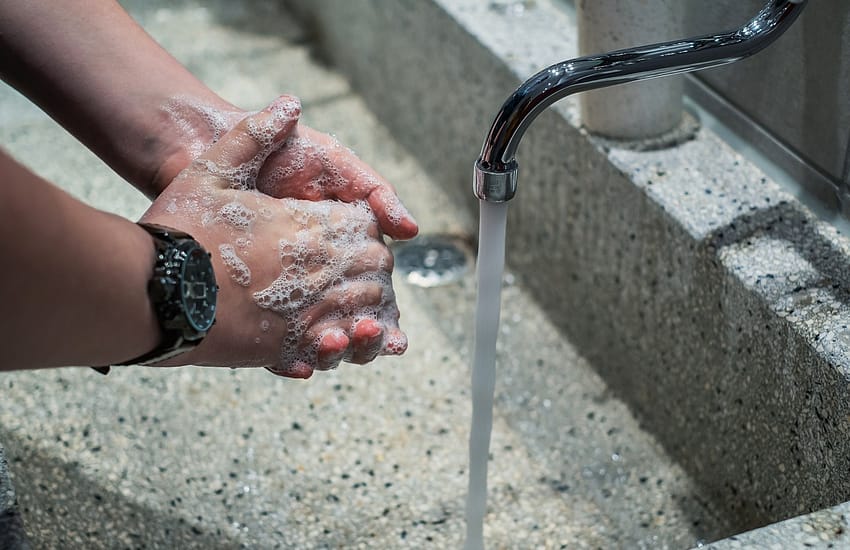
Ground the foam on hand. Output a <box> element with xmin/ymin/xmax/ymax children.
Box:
<box><xmin>162</xmin><ymin>95</ymin><xmax>405</xmax><ymax>374</ymax></box>
<box><xmin>218</xmin><ymin>201</ymin><xmax>257</xmax><ymax>230</ymax></box>
<box><xmin>218</xmin><ymin>244</ymin><xmax>251</xmax><ymax>287</ymax></box>
<box><xmin>162</xmin><ymin>96</ymin><xmax>245</xmax><ymax>159</ymax></box>
<box><xmin>252</xmin><ymin>200</ymin><xmax>400</xmax><ymax>375</ymax></box>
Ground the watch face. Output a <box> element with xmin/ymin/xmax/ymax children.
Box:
<box><xmin>181</xmin><ymin>245</ymin><xmax>218</xmax><ymax>333</ymax></box>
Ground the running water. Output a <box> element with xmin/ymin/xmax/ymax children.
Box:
<box><xmin>464</xmin><ymin>200</ymin><xmax>509</xmax><ymax>550</ymax></box>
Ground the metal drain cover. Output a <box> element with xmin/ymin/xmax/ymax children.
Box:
<box><xmin>393</xmin><ymin>235</ymin><xmax>472</xmax><ymax>288</ymax></box>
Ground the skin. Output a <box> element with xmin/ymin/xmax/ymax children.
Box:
<box><xmin>154</xmin><ymin>98</ymin><xmax>420</xmax><ymax>242</ymax></box>
<box><xmin>0</xmin><ymin>0</ymin><xmax>418</xmax><ymax>241</ymax></box>
<box><xmin>0</xmin><ymin>0</ymin><xmax>417</xmax><ymax>376</ymax></box>
<box><xmin>146</xmin><ymin>99</ymin><xmax>407</xmax><ymax>377</ymax></box>
<box><xmin>0</xmin><ymin>101</ymin><xmax>406</xmax><ymax>377</ymax></box>
<box><xmin>0</xmin><ymin>151</ymin><xmax>161</xmax><ymax>369</ymax></box>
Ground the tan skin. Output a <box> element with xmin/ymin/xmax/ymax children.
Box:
<box><xmin>146</xmin><ymin>100</ymin><xmax>406</xmax><ymax>377</ymax></box>
<box><xmin>0</xmin><ymin>1</ymin><xmax>417</xmax><ymax>377</ymax></box>
<box><xmin>0</xmin><ymin>151</ymin><xmax>161</xmax><ymax>369</ymax></box>
<box><xmin>0</xmin><ymin>99</ymin><xmax>406</xmax><ymax>377</ymax></box>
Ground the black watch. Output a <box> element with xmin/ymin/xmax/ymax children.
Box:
<box><xmin>92</xmin><ymin>223</ymin><xmax>218</xmax><ymax>374</ymax></box>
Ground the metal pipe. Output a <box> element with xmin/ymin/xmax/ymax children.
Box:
<box><xmin>474</xmin><ymin>0</ymin><xmax>808</xmax><ymax>202</ymax></box>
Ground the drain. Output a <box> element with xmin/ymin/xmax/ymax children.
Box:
<box><xmin>393</xmin><ymin>234</ymin><xmax>473</xmax><ymax>288</ymax></box>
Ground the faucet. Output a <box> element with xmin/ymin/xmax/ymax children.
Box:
<box><xmin>473</xmin><ymin>0</ymin><xmax>808</xmax><ymax>203</ymax></box>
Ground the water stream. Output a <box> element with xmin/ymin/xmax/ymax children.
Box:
<box><xmin>464</xmin><ymin>200</ymin><xmax>509</xmax><ymax>550</ymax></box>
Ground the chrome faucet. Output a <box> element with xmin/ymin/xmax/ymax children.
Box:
<box><xmin>473</xmin><ymin>0</ymin><xmax>808</xmax><ymax>203</ymax></box>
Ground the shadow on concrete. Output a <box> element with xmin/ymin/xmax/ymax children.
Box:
<box><xmin>2</xmin><ymin>432</ymin><xmax>245</xmax><ymax>549</ymax></box>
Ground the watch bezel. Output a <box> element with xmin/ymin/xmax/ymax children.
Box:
<box><xmin>179</xmin><ymin>242</ymin><xmax>218</xmax><ymax>334</ymax></box>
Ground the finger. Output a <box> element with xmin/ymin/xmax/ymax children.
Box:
<box><xmin>300</xmin><ymin>281</ymin><xmax>385</xmax><ymax>327</ymax></box>
<box><xmin>330</xmin><ymin>163</ymin><xmax>418</xmax><ymax>241</ymax></box>
<box><xmin>337</xmin><ymin>240</ymin><xmax>393</xmax><ymax>277</ymax></box>
<box><xmin>256</xmin><ymin>140</ymin><xmax>326</xmax><ymax>199</ymax></box>
<box><xmin>363</xmin><ymin>185</ymin><xmax>419</xmax><ymax>241</ymax></box>
<box><xmin>319</xmin><ymin>204</ymin><xmax>392</xmax><ymax>272</ymax></box>
<box><xmin>380</xmin><ymin>327</ymin><xmax>408</xmax><ymax>356</ymax></box>
<box><xmin>324</xmin><ymin>200</ymin><xmax>380</xmax><ymax>236</ymax></box>
<box><xmin>266</xmin><ymin>359</ymin><xmax>314</xmax><ymax>379</ymax></box>
<box><xmin>291</xmin><ymin>126</ymin><xmax>419</xmax><ymax>240</ymax></box>
<box><xmin>315</xmin><ymin>329</ymin><xmax>349</xmax><ymax>371</ymax></box>
<box><xmin>199</xmin><ymin>95</ymin><xmax>301</xmax><ymax>174</ymax></box>
<box><xmin>347</xmin><ymin>318</ymin><xmax>384</xmax><ymax>365</ymax></box>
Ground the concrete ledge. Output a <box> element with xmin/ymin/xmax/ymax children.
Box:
<box><xmin>284</xmin><ymin>0</ymin><xmax>850</xmax><ymax>541</ymax></box>
<box><xmin>705</xmin><ymin>500</ymin><xmax>850</xmax><ymax>549</ymax></box>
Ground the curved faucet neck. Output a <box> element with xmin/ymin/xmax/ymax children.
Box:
<box><xmin>474</xmin><ymin>0</ymin><xmax>807</xmax><ymax>202</ymax></box>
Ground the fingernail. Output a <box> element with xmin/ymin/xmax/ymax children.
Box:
<box><xmin>382</xmin><ymin>330</ymin><xmax>408</xmax><ymax>356</ymax></box>
<box><xmin>267</xmin><ymin>95</ymin><xmax>302</xmax><ymax>117</ymax></box>
<box><xmin>358</xmin><ymin>319</ymin><xmax>382</xmax><ymax>340</ymax></box>
<box><xmin>267</xmin><ymin>96</ymin><xmax>301</xmax><ymax>134</ymax></box>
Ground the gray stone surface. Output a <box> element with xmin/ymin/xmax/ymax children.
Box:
<box><xmin>0</xmin><ymin>444</ymin><xmax>29</xmax><ymax>550</ymax></box>
<box><xmin>284</xmin><ymin>0</ymin><xmax>850</xmax><ymax>545</ymax></box>
<box><xmin>704</xmin><ymin>501</ymin><xmax>850</xmax><ymax>549</ymax></box>
<box><xmin>0</xmin><ymin>0</ymin><xmax>729</xmax><ymax>548</ymax></box>
<box><xmin>0</xmin><ymin>445</ymin><xmax>16</xmax><ymax>533</ymax></box>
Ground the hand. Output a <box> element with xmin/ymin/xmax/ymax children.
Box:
<box><xmin>255</xmin><ymin>124</ymin><xmax>419</xmax><ymax>240</ymax></box>
<box><xmin>154</xmin><ymin>95</ymin><xmax>418</xmax><ymax>241</ymax></box>
<box><xmin>142</xmin><ymin>97</ymin><xmax>408</xmax><ymax>378</ymax></box>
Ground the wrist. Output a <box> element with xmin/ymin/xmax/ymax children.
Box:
<box><xmin>113</xmin><ymin>223</ymin><xmax>219</xmax><ymax>368</ymax></box>
<box><xmin>104</xmin><ymin>217</ymin><xmax>163</xmax><ymax>365</ymax></box>
<box><xmin>144</xmin><ymin>97</ymin><xmax>245</xmax><ymax>198</ymax></box>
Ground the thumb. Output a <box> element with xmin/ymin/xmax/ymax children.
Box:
<box><xmin>199</xmin><ymin>95</ymin><xmax>301</xmax><ymax>188</ymax></box>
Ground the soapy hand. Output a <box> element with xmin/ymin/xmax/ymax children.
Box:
<box><xmin>155</xmin><ymin>95</ymin><xmax>418</xmax><ymax>241</ymax></box>
<box><xmin>255</xmin><ymin>124</ymin><xmax>419</xmax><ymax>240</ymax></box>
<box><xmin>142</xmin><ymin>97</ymin><xmax>408</xmax><ymax>378</ymax></box>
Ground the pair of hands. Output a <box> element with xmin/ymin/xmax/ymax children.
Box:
<box><xmin>142</xmin><ymin>96</ymin><xmax>418</xmax><ymax>378</ymax></box>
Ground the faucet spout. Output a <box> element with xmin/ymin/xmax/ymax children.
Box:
<box><xmin>474</xmin><ymin>0</ymin><xmax>807</xmax><ymax>202</ymax></box>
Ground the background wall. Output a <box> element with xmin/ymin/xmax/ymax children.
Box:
<box><xmin>686</xmin><ymin>0</ymin><xmax>850</xmax><ymax>195</ymax></box>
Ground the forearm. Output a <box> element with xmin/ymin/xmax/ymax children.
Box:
<box><xmin>0</xmin><ymin>150</ymin><xmax>160</xmax><ymax>370</ymax></box>
<box><xmin>0</xmin><ymin>0</ymin><xmax>236</xmax><ymax>197</ymax></box>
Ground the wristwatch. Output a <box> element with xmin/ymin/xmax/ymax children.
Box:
<box><xmin>92</xmin><ymin>223</ymin><xmax>218</xmax><ymax>374</ymax></box>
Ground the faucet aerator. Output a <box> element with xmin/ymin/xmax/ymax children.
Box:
<box><xmin>474</xmin><ymin>160</ymin><xmax>519</xmax><ymax>203</ymax></box>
